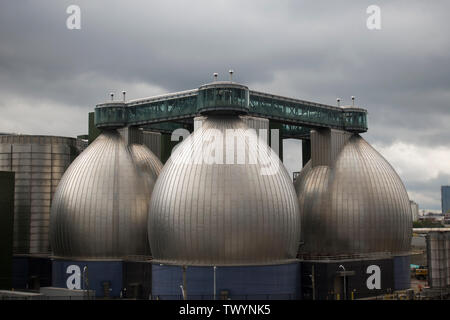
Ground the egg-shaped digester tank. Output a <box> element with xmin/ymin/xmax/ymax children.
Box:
<box><xmin>49</xmin><ymin>130</ymin><xmax>163</xmax><ymax>259</ymax></box>
<box><xmin>148</xmin><ymin>115</ymin><xmax>301</xmax><ymax>266</ymax></box>
<box><xmin>294</xmin><ymin>134</ymin><xmax>412</xmax><ymax>257</ymax></box>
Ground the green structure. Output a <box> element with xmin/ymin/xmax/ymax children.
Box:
<box><xmin>0</xmin><ymin>171</ymin><xmax>14</xmax><ymax>289</ymax></box>
<box><xmin>92</xmin><ymin>80</ymin><xmax>368</xmax><ymax>163</ymax></box>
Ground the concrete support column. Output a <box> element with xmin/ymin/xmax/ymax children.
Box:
<box><xmin>302</xmin><ymin>139</ymin><xmax>311</xmax><ymax>167</ymax></box>
<box><xmin>269</xmin><ymin>121</ymin><xmax>283</xmax><ymax>162</ymax></box>
<box><xmin>161</xmin><ymin>133</ymin><xmax>183</xmax><ymax>164</ymax></box>
<box><xmin>88</xmin><ymin>112</ymin><xmax>101</xmax><ymax>145</ymax></box>
<box><xmin>310</xmin><ymin>128</ymin><xmax>352</xmax><ymax>167</ymax></box>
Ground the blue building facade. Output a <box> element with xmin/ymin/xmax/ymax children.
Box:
<box><xmin>52</xmin><ymin>259</ymin><xmax>123</xmax><ymax>297</ymax></box>
<box><xmin>393</xmin><ymin>255</ymin><xmax>411</xmax><ymax>291</ymax></box>
<box><xmin>151</xmin><ymin>262</ymin><xmax>302</xmax><ymax>300</ymax></box>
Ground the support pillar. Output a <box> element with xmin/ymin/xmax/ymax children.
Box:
<box><xmin>269</xmin><ymin>121</ymin><xmax>283</xmax><ymax>162</ymax></box>
<box><xmin>88</xmin><ymin>112</ymin><xmax>101</xmax><ymax>145</ymax></box>
<box><xmin>302</xmin><ymin>140</ymin><xmax>311</xmax><ymax>167</ymax></box>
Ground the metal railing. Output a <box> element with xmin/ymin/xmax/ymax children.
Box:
<box><xmin>297</xmin><ymin>251</ymin><xmax>392</xmax><ymax>261</ymax></box>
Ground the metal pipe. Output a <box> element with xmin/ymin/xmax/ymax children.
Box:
<box><xmin>182</xmin><ymin>265</ymin><xmax>187</xmax><ymax>300</ymax></box>
<box><xmin>413</xmin><ymin>228</ymin><xmax>450</xmax><ymax>233</ymax></box>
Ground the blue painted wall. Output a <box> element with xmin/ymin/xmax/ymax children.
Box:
<box><xmin>393</xmin><ymin>255</ymin><xmax>411</xmax><ymax>290</ymax></box>
<box><xmin>12</xmin><ymin>257</ymin><xmax>28</xmax><ymax>289</ymax></box>
<box><xmin>52</xmin><ymin>259</ymin><xmax>123</xmax><ymax>297</ymax></box>
<box><xmin>152</xmin><ymin>262</ymin><xmax>301</xmax><ymax>300</ymax></box>
<box><xmin>12</xmin><ymin>256</ymin><xmax>52</xmax><ymax>289</ymax></box>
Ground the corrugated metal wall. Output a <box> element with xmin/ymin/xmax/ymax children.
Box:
<box><xmin>0</xmin><ymin>136</ymin><xmax>77</xmax><ymax>254</ymax></box>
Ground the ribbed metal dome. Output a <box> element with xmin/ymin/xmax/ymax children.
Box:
<box><xmin>50</xmin><ymin>130</ymin><xmax>162</xmax><ymax>259</ymax></box>
<box><xmin>294</xmin><ymin>134</ymin><xmax>412</xmax><ymax>257</ymax></box>
<box><xmin>148</xmin><ymin>115</ymin><xmax>301</xmax><ymax>266</ymax></box>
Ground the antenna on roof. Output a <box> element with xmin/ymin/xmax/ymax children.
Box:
<box><xmin>337</xmin><ymin>98</ymin><xmax>341</xmax><ymax>107</ymax></box>
<box><xmin>122</xmin><ymin>91</ymin><xmax>126</xmax><ymax>102</ymax></box>
<box><xmin>110</xmin><ymin>92</ymin><xmax>114</xmax><ymax>101</ymax></box>
<box><xmin>213</xmin><ymin>73</ymin><xmax>218</xmax><ymax>82</ymax></box>
<box><xmin>229</xmin><ymin>69</ymin><xmax>234</xmax><ymax>82</ymax></box>
<box><xmin>351</xmin><ymin>96</ymin><xmax>355</xmax><ymax>107</ymax></box>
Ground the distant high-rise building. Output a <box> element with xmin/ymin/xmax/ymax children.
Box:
<box><xmin>410</xmin><ymin>200</ymin><xmax>419</xmax><ymax>222</ymax></box>
<box><xmin>442</xmin><ymin>186</ymin><xmax>450</xmax><ymax>214</ymax></box>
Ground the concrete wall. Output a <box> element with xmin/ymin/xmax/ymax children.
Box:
<box><xmin>142</xmin><ymin>131</ymin><xmax>162</xmax><ymax>160</ymax></box>
<box><xmin>310</xmin><ymin>128</ymin><xmax>351</xmax><ymax>167</ymax></box>
<box><xmin>0</xmin><ymin>137</ymin><xmax>77</xmax><ymax>254</ymax></box>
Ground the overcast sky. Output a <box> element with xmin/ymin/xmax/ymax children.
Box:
<box><xmin>0</xmin><ymin>1</ymin><xmax>449</xmax><ymax>210</ymax></box>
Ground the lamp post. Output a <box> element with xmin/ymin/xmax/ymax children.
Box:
<box><xmin>339</xmin><ymin>265</ymin><xmax>346</xmax><ymax>300</ymax></box>
<box><xmin>83</xmin><ymin>266</ymin><xmax>90</xmax><ymax>299</ymax></box>
<box><xmin>181</xmin><ymin>265</ymin><xmax>187</xmax><ymax>300</ymax></box>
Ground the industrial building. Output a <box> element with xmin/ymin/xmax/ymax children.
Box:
<box><xmin>442</xmin><ymin>186</ymin><xmax>450</xmax><ymax>214</ymax></box>
<box><xmin>0</xmin><ymin>135</ymin><xmax>80</xmax><ymax>255</ymax></box>
<box><xmin>2</xmin><ymin>75</ymin><xmax>419</xmax><ymax>299</ymax></box>
<box><xmin>0</xmin><ymin>135</ymin><xmax>83</xmax><ymax>290</ymax></box>
<box><xmin>411</xmin><ymin>201</ymin><xmax>419</xmax><ymax>222</ymax></box>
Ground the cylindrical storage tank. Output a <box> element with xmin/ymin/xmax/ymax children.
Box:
<box><xmin>426</xmin><ymin>231</ymin><xmax>449</xmax><ymax>288</ymax></box>
<box><xmin>446</xmin><ymin>232</ymin><xmax>450</xmax><ymax>287</ymax></box>
<box><xmin>0</xmin><ymin>135</ymin><xmax>77</xmax><ymax>254</ymax></box>
<box><xmin>294</xmin><ymin>134</ymin><xmax>412</xmax><ymax>257</ymax></box>
<box><xmin>49</xmin><ymin>130</ymin><xmax>162</xmax><ymax>259</ymax></box>
<box><xmin>148</xmin><ymin>115</ymin><xmax>301</xmax><ymax>266</ymax></box>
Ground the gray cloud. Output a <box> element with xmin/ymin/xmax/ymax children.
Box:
<box><xmin>0</xmin><ymin>0</ymin><xmax>449</xmax><ymax>209</ymax></box>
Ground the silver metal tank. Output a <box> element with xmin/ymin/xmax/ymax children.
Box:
<box><xmin>49</xmin><ymin>130</ymin><xmax>162</xmax><ymax>259</ymax></box>
<box><xmin>148</xmin><ymin>115</ymin><xmax>301</xmax><ymax>266</ymax></box>
<box><xmin>0</xmin><ymin>135</ymin><xmax>77</xmax><ymax>254</ymax></box>
<box><xmin>426</xmin><ymin>231</ymin><xmax>450</xmax><ymax>288</ymax></box>
<box><xmin>294</xmin><ymin>134</ymin><xmax>412</xmax><ymax>257</ymax></box>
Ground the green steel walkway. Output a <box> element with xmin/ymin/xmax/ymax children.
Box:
<box><xmin>94</xmin><ymin>81</ymin><xmax>367</xmax><ymax>139</ymax></box>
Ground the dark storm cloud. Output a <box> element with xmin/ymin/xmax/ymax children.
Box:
<box><xmin>0</xmin><ymin>0</ymin><xmax>449</xmax><ymax>209</ymax></box>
